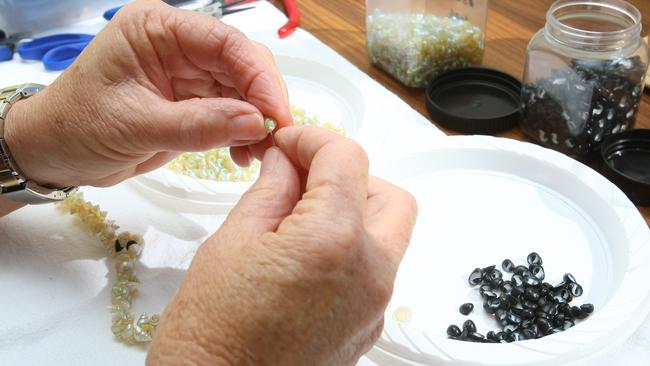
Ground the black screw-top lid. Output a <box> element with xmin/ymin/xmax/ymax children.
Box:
<box><xmin>600</xmin><ymin>129</ymin><xmax>650</xmax><ymax>206</ymax></box>
<box><xmin>426</xmin><ymin>67</ymin><xmax>522</xmax><ymax>134</ymax></box>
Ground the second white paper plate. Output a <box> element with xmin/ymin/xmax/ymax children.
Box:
<box><xmin>369</xmin><ymin>136</ymin><xmax>650</xmax><ymax>366</ymax></box>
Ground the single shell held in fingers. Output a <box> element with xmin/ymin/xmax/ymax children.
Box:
<box><xmin>264</xmin><ymin>118</ymin><xmax>277</xmax><ymax>133</ymax></box>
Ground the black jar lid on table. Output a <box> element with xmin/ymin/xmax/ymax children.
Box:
<box><xmin>600</xmin><ymin>129</ymin><xmax>650</xmax><ymax>206</ymax></box>
<box><xmin>425</xmin><ymin>67</ymin><xmax>522</xmax><ymax>135</ymax></box>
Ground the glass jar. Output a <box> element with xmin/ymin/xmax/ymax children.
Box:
<box><xmin>520</xmin><ymin>0</ymin><xmax>649</xmax><ymax>159</ymax></box>
<box><xmin>366</xmin><ymin>0</ymin><xmax>488</xmax><ymax>88</ymax></box>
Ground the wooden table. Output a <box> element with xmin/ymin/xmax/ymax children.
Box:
<box><xmin>271</xmin><ymin>0</ymin><xmax>650</xmax><ymax>225</ymax></box>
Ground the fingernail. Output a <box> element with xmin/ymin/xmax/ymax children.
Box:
<box><xmin>231</xmin><ymin>112</ymin><xmax>266</xmax><ymax>141</ymax></box>
<box><xmin>260</xmin><ymin>147</ymin><xmax>281</xmax><ymax>175</ymax></box>
<box><xmin>237</xmin><ymin>149</ymin><xmax>252</xmax><ymax>167</ymax></box>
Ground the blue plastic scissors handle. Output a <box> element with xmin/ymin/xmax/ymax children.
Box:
<box><xmin>103</xmin><ymin>6</ymin><xmax>122</xmax><ymax>21</ymax></box>
<box><xmin>41</xmin><ymin>41</ymin><xmax>90</xmax><ymax>71</ymax></box>
<box><xmin>0</xmin><ymin>44</ymin><xmax>13</xmax><ymax>62</ymax></box>
<box><xmin>17</xmin><ymin>33</ymin><xmax>94</xmax><ymax>61</ymax></box>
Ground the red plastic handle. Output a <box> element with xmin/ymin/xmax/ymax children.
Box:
<box><xmin>278</xmin><ymin>0</ymin><xmax>300</xmax><ymax>38</ymax></box>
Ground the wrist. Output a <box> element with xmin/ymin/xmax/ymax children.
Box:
<box><xmin>3</xmin><ymin>92</ymin><xmax>74</xmax><ymax>188</ymax></box>
<box><xmin>0</xmin><ymin>195</ymin><xmax>25</xmax><ymax>216</ymax></box>
<box><xmin>147</xmin><ymin>296</ymin><xmax>247</xmax><ymax>366</ymax></box>
<box><xmin>148</xmin><ymin>249</ymin><xmax>265</xmax><ymax>366</ymax></box>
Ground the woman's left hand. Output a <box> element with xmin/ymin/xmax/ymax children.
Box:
<box><xmin>3</xmin><ymin>0</ymin><xmax>291</xmax><ymax>188</ymax></box>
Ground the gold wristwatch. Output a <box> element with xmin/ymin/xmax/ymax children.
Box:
<box><xmin>0</xmin><ymin>84</ymin><xmax>78</xmax><ymax>204</ymax></box>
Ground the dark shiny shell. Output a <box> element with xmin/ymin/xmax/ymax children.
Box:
<box><xmin>481</xmin><ymin>290</ymin><xmax>498</xmax><ymax>300</ymax></box>
<box><xmin>468</xmin><ymin>268</ymin><xmax>483</xmax><ymax>286</ymax></box>
<box><xmin>568</xmin><ymin>282</ymin><xmax>584</xmax><ymax>297</ymax></box>
<box><xmin>512</xmin><ymin>274</ymin><xmax>524</xmax><ymax>287</ymax></box>
<box><xmin>459</xmin><ymin>303</ymin><xmax>474</xmax><ymax>315</ymax></box>
<box><xmin>447</xmin><ymin>324</ymin><xmax>462</xmax><ymax>337</ymax></box>
<box><xmin>468</xmin><ymin>332</ymin><xmax>485</xmax><ymax>342</ymax></box>
<box><xmin>502</xmin><ymin>259</ymin><xmax>515</xmax><ymax>272</ymax></box>
<box><xmin>553</xmin><ymin>288</ymin><xmax>572</xmax><ymax>304</ymax></box>
<box><xmin>563</xmin><ymin>273</ymin><xmax>577</xmax><ymax>284</ymax></box>
<box><xmin>486</xmin><ymin>330</ymin><xmax>498</xmax><ymax>342</ymax></box>
<box><xmin>527</xmin><ymin>252</ymin><xmax>543</xmax><ymax>265</ymax></box>
<box><xmin>463</xmin><ymin>319</ymin><xmax>477</xmax><ymax>333</ymax></box>
<box><xmin>514</xmin><ymin>265</ymin><xmax>529</xmax><ymax>275</ymax></box>
<box><xmin>501</xmin><ymin>280</ymin><xmax>514</xmax><ymax>293</ymax></box>
<box><xmin>524</xmin><ymin>275</ymin><xmax>541</xmax><ymax>286</ymax></box>
<box><xmin>530</xmin><ymin>264</ymin><xmax>545</xmax><ymax>280</ymax></box>
<box><xmin>580</xmin><ymin>303</ymin><xmax>595</xmax><ymax>314</ymax></box>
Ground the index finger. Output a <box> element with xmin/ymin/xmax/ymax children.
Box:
<box><xmin>274</xmin><ymin>126</ymin><xmax>369</xmax><ymax>222</ymax></box>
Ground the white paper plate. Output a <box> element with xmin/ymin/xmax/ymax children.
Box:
<box><xmin>131</xmin><ymin>56</ymin><xmax>367</xmax><ymax>207</ymax></box>
<box><xmin>368</xmin><ymin>136</ymin><xmax>650</xmax><ymax>366</ymax></box>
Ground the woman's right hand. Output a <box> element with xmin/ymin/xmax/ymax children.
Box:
<box><xmin>148</xmin><ymin>127</ymin><xmax>418</xmax><ymax>366</ymax></box>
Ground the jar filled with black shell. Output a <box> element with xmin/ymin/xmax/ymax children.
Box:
<box><xmin>366</xmin><ymin>0</ymin><xmax>488</xmax><ymax>88</ymax></box>
<box><xmin>520</xmin><ymin>0</ymin><xmax>648</xmax><ymax>159</ymax></box>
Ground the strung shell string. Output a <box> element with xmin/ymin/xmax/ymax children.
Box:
<box><xmin>56</xmin><ymin>193</ymin><xmax>159</xmax><ymax>344</ymax></box>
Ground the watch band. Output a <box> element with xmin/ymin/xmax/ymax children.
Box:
<box><xmin>0</xmin><ymin>83</ymin><xmax>78</xmax><ymax>204</ymax></box>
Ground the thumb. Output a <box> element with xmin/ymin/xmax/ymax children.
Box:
<box><xmin>149</xmin><ymin>97</ymin><xmax>268</xmax><ymax>152</ymax></box>
<box><xmin>221</xmin><ymin>147</ymin><xmax>301</xmax><ymax>241</ymax></box>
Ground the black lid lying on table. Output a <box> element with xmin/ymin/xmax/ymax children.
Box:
<box><xmin>426</xmin><ymin>67</ymin><xmax>522</xmax><ymax>134</ymax></box>
<box><xmin>600</xmin><ymin>129</ymin><xmax>650</xmax><ymax>206</ymax></box>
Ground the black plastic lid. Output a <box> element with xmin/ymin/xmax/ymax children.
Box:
<box><xmin>600</xmin><ymin>129</ymin><xmax>650</xmax><ymax>206</ymax></box>
<box><xmin>426</xmin><ymin>67</ymin><xmax>522</xmax><ymax>134</ymax></box>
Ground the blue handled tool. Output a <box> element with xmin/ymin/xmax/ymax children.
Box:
<box><xmin>6</xmin><ymin>0</ymin><xmax>254</xmax><ymax>70</ymax></box>
<box><xmin>17</xmin><ymin>33</ymin><xmax>94</xmax><ymax>71</ymax></box>
<box><xmin>0</xmin><ymin>44</ymin><xmax>13</xmax><ymax>62</ymax></box>
<box><xmin>0</xmin><ymin>30</ymin><xmax>14</xmax><ymax>62</ymax></box>
<box><xmin>103</xmin><ymin>6</ymin><xmax>122</xmax><ymax>21</ymax></box>
<box><xmin>41</xmin><ymin>41</ymin><xmax>91</xmax><ymax>71</ymax></box>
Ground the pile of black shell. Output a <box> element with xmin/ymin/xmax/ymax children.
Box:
<box><xmin>447</xmin><ymin>252</ymin><xmax>595</xmax><ymax>343</ymax></box>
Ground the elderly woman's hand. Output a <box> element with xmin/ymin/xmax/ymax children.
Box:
<box><xmin>148</xmin><ymin>127</ymin><xmax>418</xmax><ymax>366</ymax></box>
<box><xmin>3</xmin><ymin>0</ymin><xmax>290</xmax><ymax>188</ymax></box>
